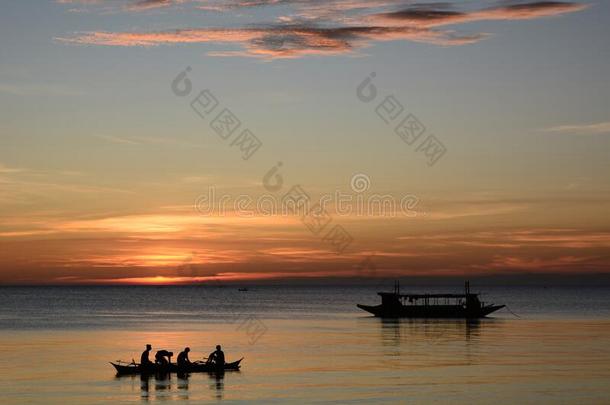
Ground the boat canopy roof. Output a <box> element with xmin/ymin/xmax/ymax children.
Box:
<box><xmin>378</xmin><ymin>292</ymin><xmax>477</xmax><ymax>299</ymax></box>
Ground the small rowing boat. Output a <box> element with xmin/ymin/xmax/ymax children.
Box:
<box><xmin>111</xmin><ymin>358</ymin><xmax>243</xmax><ymax>375</ymax></box>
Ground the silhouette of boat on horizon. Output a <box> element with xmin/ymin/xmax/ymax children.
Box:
<box><xmin>357</xmin><ymin>281</ymin><xmax>504</xmax><ymax>318</ymax></box>
<box><xmin>111</xmin><ymin>358</ymin><xmax>243</xmax><ymax>375</ymax></box>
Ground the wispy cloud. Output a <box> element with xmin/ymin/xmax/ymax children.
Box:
<box><xmin>0</xmin><ymin>163</ymin><xmax>27</xmax><ymax>174</ymax></box>
<box><xmin>0</xmin><ymin>162</ymin><xmax>132</xmax><ymax>206</ymax></box>
<box><xmin>92</xmin><ymin>133</ymin><xmax>207</xmax><ymax>147</ymax></box>
<box><xmin>93</xmin><ymin>134</ymin><xmax>141</xmax><ymax>145</ymax></box>
<box><xmin>56</xmin><ymin>1</ymin><xmax>588</xmax><ymax>58</ymax></box>
<box><xmin>0</xmin><ymin>82</ymin><xmax>84</xmax><ymax>96</ymax></box>
<box><xmin>398</xmin><ymin>229</ymin><xmax>610</xmax><ymax>249</ymax></box>
<box><xmin>128</xmin><ymin>0</ymin><xmax>174</xmax><ymax>11</ymax></box>
<box><xmin>57</xmin><ymin>0</ymin><xmax>182</xmax><ymax>13</ymax></box>
<box><xmin>543</xmin><ymin>121</ymin><xmax>610</xmax><ymax>135</ymax></box>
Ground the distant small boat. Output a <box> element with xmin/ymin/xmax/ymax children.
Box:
<box><xmin>111</xmin><ymin>358</ymin><xmax>243</xmax><ymax>375</ymax></box>
<box><xmin>357</xmin><ymin>281</ymin><xmax>504</xmax><ymax>318</ymax></box>
<box><xmin>238</xmin><ymin>288</ymin><xmax>248</xmax><ymax>292</ymax></box>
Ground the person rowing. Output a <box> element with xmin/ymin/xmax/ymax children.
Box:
<box><xmin>155</xmin><ymin>349</ymin><xmax>173</xmax><ymax>366</ymax></box>
<box><xmin>207</xmin><ymin>345</ymin><xmax>225</xmax><ymax>368</ymax></box>
<box><xmin>177</xmin><ymin>347</ymin><xmax>191</xmax><ymax>368</ymax></box>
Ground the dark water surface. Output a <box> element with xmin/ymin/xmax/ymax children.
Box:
<box><xmin>0</xmin><ymin>285</ymin><xmax>609</xmax><ymax>404</ymax></box>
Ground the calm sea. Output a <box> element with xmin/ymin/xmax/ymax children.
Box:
<box><xmin>0</xmin><ymin>284</ymin><xmax>609</xmax><ymax>404</ymax></box>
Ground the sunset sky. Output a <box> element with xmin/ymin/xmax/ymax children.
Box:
<box><xmin>1</xmin><ymin>0</ymin><xmax>609</xmax><ymax>284</ymax></box>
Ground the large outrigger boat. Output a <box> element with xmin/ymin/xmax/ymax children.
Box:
<box><xmin>357</xmin><ymin>281</ymin><xmax>504</xmax><ymax>318</ymax></box>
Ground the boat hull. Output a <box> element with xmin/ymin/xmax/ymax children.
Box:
<box><xmin>111</xmin><ymin>358</ymin><xmax>243</xmax><ymax>375</ymax></box>
<box><xmin>357</xmin><ymin>304</ymin><xmax>505</xmax><ymax>318</ymax></box>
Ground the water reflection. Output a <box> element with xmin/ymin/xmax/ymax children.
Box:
<box><xmin>365</xmin><ymin>318</ymin><xmax>502</xmax><ymax>367</ymax></box>
<box><xmin>154</xmin><ymin>372</ymin><xmax>172</xmax><ymax>392</ymax></box>
<box><xmin>116</xmin><ymin>369</ymin><xmax>235</xmax><ymax>401</ymax></box>
<box><xmin>375</xmin><ymin>317</ymin><xmax>508</xmax><ymax>347</ymax></box>
<box><xmin>140</xmin><ymin>375</ymin><xmax>150</xmax><ymax>401</ymax></box>
<box><xmin>176</xmin><ymin>373</ymin><xmax>190</xmax><ymax>401</ymax></box>
<box><xmin>208</xmin><ymin>371</ymin><xmax>225</xmax><ymax>400</ymax></box>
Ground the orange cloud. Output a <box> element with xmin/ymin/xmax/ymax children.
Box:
<box><xmin>57</xmin><ymin>25</ymin><xmax>482</xmax><ymax>59</ymax></box>
<box><xmin>57</xmin><ymin>1</ymin><xmax>588</xmax><ymax>58</ymax></box>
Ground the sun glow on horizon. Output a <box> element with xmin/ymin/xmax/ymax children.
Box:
<box><xmin>85</xmin><ymin>272</ymin><xmax>299</xmax><ymax>285</ymax></box>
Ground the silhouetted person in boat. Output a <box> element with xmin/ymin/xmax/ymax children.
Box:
<box><xmin>155</xmin><ymin>350</ymin><xmax>173</xmax><ymax>366</ymax></box>
<box><xmin>140</xmin><ymin>344</ymin><xmax>153</xmax><ymax>367</ymax></box>
<box><xmin>207</xmin><ymin>345</ymin><xmax>225</xmax><ymax>367</ymax></box>
<box><xmin>177</xmin><ymin>347</ymin><xmax>191</xmax><ymax>367</ymax></box>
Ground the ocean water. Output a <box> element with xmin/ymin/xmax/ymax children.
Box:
<box><xmin>0</xmin><ymin>284</ymin><xmax>609</xmax><ymax>404</ymax></box>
